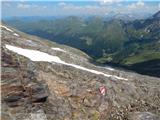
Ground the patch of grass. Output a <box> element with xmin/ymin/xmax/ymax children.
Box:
<box><xmin>122</xmin><ymin>52</ymin><xmax>160</xmax><ymax>65</ymax></box>
<box><xmin>96</xmin><ymin>56</ymin><xmax>113</xmax><ymax>64</ymax></box>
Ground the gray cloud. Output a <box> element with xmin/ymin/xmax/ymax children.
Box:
<box><xmin>127</xmin><ymin>1</ymin><xmax>145</xmax><ymax>9</ymax></box>
<box><xmin>17</xmin><ymin>3</ymin><xmax>47</xmax><ymax>9</ymax></box>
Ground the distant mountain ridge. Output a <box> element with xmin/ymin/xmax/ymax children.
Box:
<box><xmin>153</xmin><ymin>10</ymin><xmax>160</xmax><ymax>18</ymax></box>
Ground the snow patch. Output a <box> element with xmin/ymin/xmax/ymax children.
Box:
<box><xmin>52</xmin><ymin>47</ymin><xmax>66</xmax><ymax>53</ymax></box>
<box><xmin>1</xmin><ymin>25</ymin><xmax>13</xmax><ymax>32</ymax></box>
<box><xmin>105</xmin><ymin>66</ymin><xmax>115</xmax><ymax>71</ymax></box>
<box><xmin>1</xmin><ymin>25</ymin><xmax>20</xmax><ymax>37</ymax></box>
<box><xmin>13</xmin><ymin>33</ymin><xmax>19</xmax><ymax>37</ymax></box>
<box><xmin>5</xmin><ymin>44</ymin><xmax>128</xmax><ymax>81</ymax></box>
<box><xmin>5</xmin><ymin>44</ymin><xmax>64</xmax><ymax>63</ymax></box>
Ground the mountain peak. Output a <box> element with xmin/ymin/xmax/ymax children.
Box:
<box><xmin>153</xmin><ymin>10</ymin><xmax>160</xmax><ymax>18</ymax></box>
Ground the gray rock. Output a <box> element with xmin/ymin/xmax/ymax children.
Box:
<box><xmin>129</xmin><ymin>112</ymin><xmax>160</xmax><ymax>120</ymax></box>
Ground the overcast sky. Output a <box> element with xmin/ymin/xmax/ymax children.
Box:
<box><xmin>2</xmin><ymin>0</ymin><xmax>160</xmax><ymax>18</ymax></box>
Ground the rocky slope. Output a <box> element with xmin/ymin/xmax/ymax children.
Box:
<box><xmin>1</xmin><ymin>24</ymin><xmax>160</xmax><ymax>120</ymax></box>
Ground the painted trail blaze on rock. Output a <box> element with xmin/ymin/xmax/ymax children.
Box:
<box><xmin>99</xmin><ymin>86</ymin><xmax>106</xmax><ymax>96</ymax></box>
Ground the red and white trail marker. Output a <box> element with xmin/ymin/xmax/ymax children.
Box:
<box><xmin>99</xmin><ymin>86</ymin><xmax>106</xmax><ymax>96</ymax></box>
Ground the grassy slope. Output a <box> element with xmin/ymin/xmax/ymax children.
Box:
<box><xmin>123</xmin><ymin>52</ymin><xmax>160</xmax><ymax>65</ymax></box>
